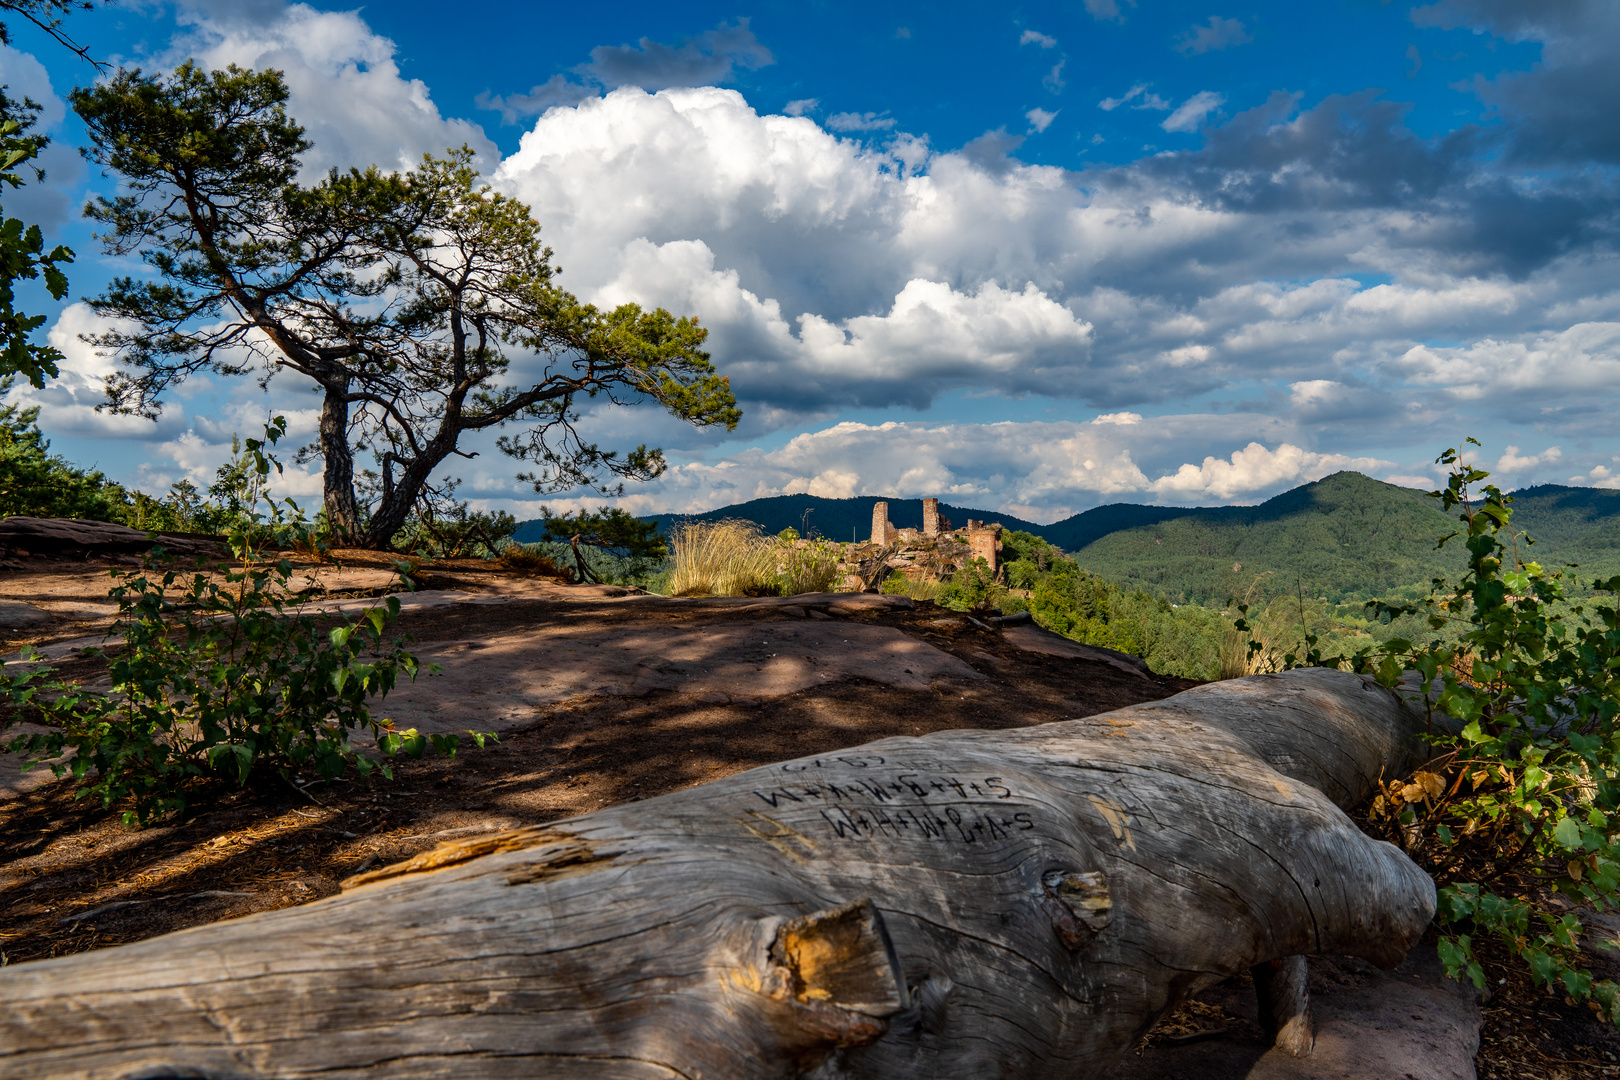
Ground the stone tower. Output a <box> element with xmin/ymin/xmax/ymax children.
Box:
<box><xmin>967</xmin><ymin>522</ymin><xmax>1003</xmax><ymax>573</ymax></box>
<box><xmin>923</xmin><ymin>497</ymin><xmax>940</xmax><ymax>536</ymax></box>
<box><xmin>871</xmin><ymin>501</ymin><xmax>890</xmax><ymax>544</ymax></box>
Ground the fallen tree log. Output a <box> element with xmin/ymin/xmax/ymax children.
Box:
<box><xmin>0</xmin><ymin>668</ymin><xmax>1437</xmax><ymax>1079</ymax></box>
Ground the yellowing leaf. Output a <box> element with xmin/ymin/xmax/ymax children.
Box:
<box><xmin>1416</xmin><ymin>771</ymin><xmax>1446</xmax><ymax>799</ymax></box>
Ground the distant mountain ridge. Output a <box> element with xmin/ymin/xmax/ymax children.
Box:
<box><xmin>514</xmin><ymin>494</ymin><xmax>1188</xmax><ymax>548</ymax></box>
<box><xmin>1052</xmin><ymin>475</ymin><xmax>1620</xmax><ymax>602</ymax></box>
<box><xmin>513</xmin><ymin>473</ymin><xmax>1620</xmax><ymax>604</ymax></box>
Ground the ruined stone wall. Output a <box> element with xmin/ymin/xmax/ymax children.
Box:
<box><xmin>871</xmin><ymin>501</ymin><xmax>897</xmax><ymax>544</ymax></box>
<box><xmin>851</xmin><ymin>498</ymin><xmax>1001</xmax><ymax>585</ymax></box>
<box><xmin>966</xmin><ymin>524</ymin><xmax>1002</xmax><ymax>573</ymax></box>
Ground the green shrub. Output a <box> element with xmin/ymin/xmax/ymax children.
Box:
<box><xmin>774</xmin><ymin>538</ymin><xmax>842</xmax><ymax>595</ymax></box>
<box><xmin>0</xmin><ymin>420</ymin><xmax>491</xmax><ymax>825</ymax></box>
<box><xmin>942</xmin><ymin>556</ymin><xmax>1001</xmax><ymax>612</ymax></box>
<box><xmin>533</xmin><ymin>508</ymin><xmax>667</xmax><ymax>584</ymax></box>
<box><xmin>0</xmin><ymin>382</ymin><xmax>130</xmax><ymax>520</ymax></box>
<box><xmin>394</xmin><ymin>504</ymin><xmax>518</xmax><ymax>559</ymax></box>
<box><xmin>1329</xmin><ymin>442</ymin><xmax>1620</xmax><ymax>1023</ymax></box>
<box><xmin>998</xmin><ymin>593</ymin><xmax>1031</xmax><ymax>616</ymax></box>
<box><xmin>880</xmin><ymin>572</ymin><xmax>946</xmax><ymax>603</ymax></box>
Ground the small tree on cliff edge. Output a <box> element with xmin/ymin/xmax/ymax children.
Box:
<box><xmin>539</xmin><ymin>508</ymin><xmax>667</xmax><ymax>584</ymax></box>
<box><xmin>72</xmin><ymin>64</ymin><xmax>739</xmax><ymax>548</ymax></box>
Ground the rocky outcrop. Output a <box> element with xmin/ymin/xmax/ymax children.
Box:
<box><xmin>0</xmin><ymin>516</ymin><xmax>227</xmax><ymax>559</ymax></box>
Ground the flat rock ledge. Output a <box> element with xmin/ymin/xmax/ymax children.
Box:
<box><xmin>0</xmin><ymin>516</ymin><xmax>226</xmax><ymax>558</ymax></box>
<box><xmin>1105</xmin><ymin>944</ymin><xmax>1481</xmax><ymax>1080</ymax></box>
<box><xmin>0</xmin><ymin>601</ymin><xmax>53</xmax><ymax>631</ymax></box>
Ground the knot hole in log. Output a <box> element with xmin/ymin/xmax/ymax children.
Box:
<box><xmin>768</xmin><ymin>898</ymin><xmax>910</xmax><ymax>1048</ymax></box>
<box><xmin>1041</xmin><ymin>869</ymin><xmax>1112</xmax><ymax>950</ymax></box>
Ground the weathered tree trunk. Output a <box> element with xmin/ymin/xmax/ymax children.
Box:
<box><xmin>318</xmin><ymin>380</ymin><xmax>364</xmax><ymax>544</ymax></box>
<box><xmin>0</xmin><ymin>669</ymin><xmax>1437</xmax><ymax>1079</ymax></box>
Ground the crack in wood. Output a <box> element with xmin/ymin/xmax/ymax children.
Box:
<box><xmin>341</xmin><ymin>826</ymin><xmax>577</xmax><ymax>890</ymax></box>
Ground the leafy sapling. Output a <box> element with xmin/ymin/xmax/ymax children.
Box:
<box><xmin>0</xmin><ymin>418</ymin><xmax>495</xmax><ymax>825</ymax></box>
<box><xmin>1325</xmin><ymin>440</ymin><xmax>1620</xmax><ymax>1023</ymax></box>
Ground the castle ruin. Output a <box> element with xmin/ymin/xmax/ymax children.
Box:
<box><xmin>867</xmin><ymin>498</ymin><xmax>1002</xmax><ymax>576</ymax></box>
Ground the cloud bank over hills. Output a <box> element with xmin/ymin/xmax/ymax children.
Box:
<box><xmin>6</xmin><ymin>0</ymin><xmax>1619</xmax><ymax>521</ymax></box>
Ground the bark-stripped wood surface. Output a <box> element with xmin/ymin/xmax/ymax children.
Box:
<box><xmin>0</xmin><ymin>668</ymin><xmax>1436</xmax><ymax>1079</ymax></box>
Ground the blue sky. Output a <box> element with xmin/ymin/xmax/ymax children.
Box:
<box><xmin>4</xmin><ymin>0</ymin><xmax>1618</xmax><ymax>522</ymax></box>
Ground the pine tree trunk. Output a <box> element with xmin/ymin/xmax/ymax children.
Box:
<box><xmin>0</xmin><ymin>669</ymin><xmax>1437</xmax><ymax>1079</ymax></box>
<box><xmin>358</xmin><ymin>445</ymin><xmax>448</xmax><ymax>550</ymax></box>
<box><xmin>318</xmin><ymin>381</ymin><xmax>363</xmax><ymax>543</ymax></box>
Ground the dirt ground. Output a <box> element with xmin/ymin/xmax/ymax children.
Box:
<box><xmin>3</xmin><ymin>547</ymin><xmax>1619</xmax><ymax>1077</ymax></box>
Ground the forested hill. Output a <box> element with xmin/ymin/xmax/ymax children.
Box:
<box><xmin>511</xmin><ymin>473</ymin><xmax>1620</xmax><ymax>604</ymax></box>
<box><xmin>1506</xmin><ymin>484</ymin><xmax>1620</xmax><ymax>584</ymax></box>
<box><xmin>1050</xmin><ymin>475</ymin><xmax>1620</xmax><ymax>604</ymax></box>
<box><xmin>1060</xmin><ymin>472</ymin><xmax>1460</xmax><ymax>604</ymax></box>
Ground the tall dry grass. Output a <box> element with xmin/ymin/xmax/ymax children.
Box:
<box><xmin>667</xmin><ymin>520</ymin><xmax>850</xmax><ymax>596</ymax></box>
<box><xmin>1216</xmin><ymin>572</ymin><xmax>1286</xmax><ymax>680</ymax></box>
<box><xmin>666</xmin><ymin>519</ymin><xmax>779</xmax><ymax>597</ymax></box>
<box><xmin>1216</xmin><ymin>626</ymin><xmax>1290</xmax><ymax>679</ymax></box>
<box><xmin>880</xmin><ymin>573</ymin><xmax>948</xmax><ymax>603</ymax></box>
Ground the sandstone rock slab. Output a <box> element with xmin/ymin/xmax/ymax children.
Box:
<box><xmin>0</xmin><ymin>516</ymin><xmax>226</xmax><ymax>558</ymax></box>
<box><xmin>1002</xmin><ymin>623</ymin><xmax>1154</xmax><ymax>680</ymax></box>
<box><xmin>0</xmin><ymin>600</ymin><xmax>52</xmax><ymax>630</ymax></box>
<box><xmin>1104</xmin><ymin>946</ymin><xmax>1480</xmax><ymax>1080</ymax></box>
<box><xmin>380</xmin><ymin>619</ymin><xmax>983</xmax><ymax>735</ymax></box>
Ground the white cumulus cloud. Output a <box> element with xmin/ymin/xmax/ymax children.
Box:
<box><xmin>1174</xmin><ymin>17</ymin><xmax>1254</xmax><ymax>56</ymax></box>
<box><xmin>24</xmin><ymin>1</ymin><xmax>1620</xmax><ymax>516</ymax></box>
<box><xmin>165</xmin><ymin>2</ymin><xmax>498</xmax><ymax>176</ymax></box>
<box><xmin>588</xmin><ymin>237</ymin><xmax>1093</xmax><ymax>408</ymax></box>
<box><xmin>520</xmin><ymin>416</ymin><xmax>1395</xmax><ymax>522</ymax></box>
<box><xmin>1496</xmin><ymin>445</ymin><xmax>1562</xmax><ymax>472</ymax></box>
<box><xmin>1148</xmin><ymin>442</ymin><xmax>1388</xmax><ymax>500</ymax></box>
<box><xmin>826</xmin><ymin>111</ymin><xmax>897</xmax><ymax>132</ymax></box>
